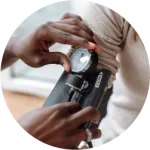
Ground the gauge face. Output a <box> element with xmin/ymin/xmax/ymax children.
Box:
<box><xmin>70</xmin><ymin>48</ymin><xmax>91</xmax><ymax>73</ymax></box>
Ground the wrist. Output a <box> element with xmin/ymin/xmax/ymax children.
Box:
<box><xmin>6</xmin><ymin>37</ymin><xmax>21</xmax><ymax>59</ymax></box>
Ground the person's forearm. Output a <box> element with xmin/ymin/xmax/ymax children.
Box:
<box><xmin>1</xmin><ymin>37</ymin><xmax>19</xmax><ymax>70</ymax></box>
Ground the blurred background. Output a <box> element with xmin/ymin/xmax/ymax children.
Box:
<box><xmin>0</xmin><ymin>0</ymin><xmax>86</xmax><ymax>97</ymax></box>
<box><xmin>0</xmin><ymin>0</ymin><xmax>150</xmax><ymax>138</ymax></box>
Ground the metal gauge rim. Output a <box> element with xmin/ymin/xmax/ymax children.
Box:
<box><xmin>70</xmin><ymin>47</ymin><xmax>92</xmax><ymax>73</ymax></box>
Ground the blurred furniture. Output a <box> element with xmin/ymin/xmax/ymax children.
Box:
<box><xmin>3</xmin><ymin>89</ymin><xmax>45</xmax><ymax>120</ymax></box>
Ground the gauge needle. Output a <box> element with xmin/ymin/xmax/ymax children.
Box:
<box><xmin>80</xmin><ymin>56</ymin><xmax>89</xmax><ymax>63</ymax></box>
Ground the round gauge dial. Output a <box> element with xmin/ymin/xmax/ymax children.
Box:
<box><xmin>70</xmin><ymin>48</ymin><xmax>91</xmax><ymax>73</ymax></box>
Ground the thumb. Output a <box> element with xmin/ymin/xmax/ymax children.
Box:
<box><xmin>42</xmin><ymin>52</ymin><xmax>71</xmax><ymax>72</ymax></box>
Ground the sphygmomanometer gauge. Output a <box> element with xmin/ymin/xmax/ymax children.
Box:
<box><xmin>70</xmin><ymin>47</ymin><xmax>98</xmax><ymax>74</ymax></box>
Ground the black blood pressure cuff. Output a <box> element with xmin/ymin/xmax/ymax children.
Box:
<box><xmin>43</xmin><ymin>70</ymin><xmax>112</xmax><ymax>123</ymax></box>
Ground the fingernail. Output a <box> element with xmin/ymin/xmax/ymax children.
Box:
<box><xmin>88</xmin><ymin>42</ymin><xmax>96</xmax><ymax>49</ymax></box>
<box><xmin>92</xmin><ymin>120</ymin><xmax>99</xmax><ymax>124</ymax></box>
<box><xmin>63</xmin><ymin>64</ymin><xmax>71</xmax><ymax>72</ymax></box>
<box><xmin>63</xmin><ymin>64</ymin><xmax>67</xmax><ymax>70</ymax></box>
<box><xmin>92</xmin><ymin>113</ymin><xmax>101</xmax><ymax>124</ymax></box>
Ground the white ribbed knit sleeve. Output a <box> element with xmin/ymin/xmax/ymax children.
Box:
<box><xmin>75</xmin><ymin>2</ymin><xmax>149</xmax><ymax>147</ymax></box>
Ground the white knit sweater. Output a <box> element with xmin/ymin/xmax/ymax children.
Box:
<box><xmin>75</xmin><ymin>2</ymin><xmax>150</xmax><ymax>146</ymax></box>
